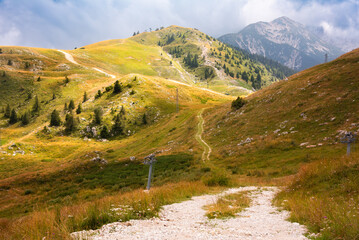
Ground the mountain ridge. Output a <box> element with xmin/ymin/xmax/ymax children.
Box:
<box><xmin>219</xmin><ymin>16</ymin><xmax>344</xmax><ymax>71</ymax></box>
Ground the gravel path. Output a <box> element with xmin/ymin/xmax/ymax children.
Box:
<box><xmin>72</xmin><ymin>187</ymin><xmax>308</xmax><ymax>240</ymax></box>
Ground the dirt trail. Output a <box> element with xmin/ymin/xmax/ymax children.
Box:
<box><xmin>72</xmin><ymin>187</ymin><xmax>308</xmax><ymax>240</ymax></box>
<box><xmin>195</xmin><ymin>108</ymin><xmax>211</xmax><ymax>162</ymax></box>
<box><xmin>57</xmin><ymin>50</ymin><xmax>116</xmax><ymax>78</ymax></box>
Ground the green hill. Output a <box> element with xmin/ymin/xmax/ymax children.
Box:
<box><xmin>0</xmin><ymin>26</ymin><xmax>356</xmax><ymax>239</ymax></box>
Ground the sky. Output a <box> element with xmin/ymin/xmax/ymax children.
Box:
<box><xmin>0</xmin><ymin>0</ymin><xmax>358</xmax><ymax>50</ymax></box>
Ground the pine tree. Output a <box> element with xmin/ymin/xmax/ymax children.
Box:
<box><xmin>113</xmin><ymin>80</ymin><xmax>122</xmax><ymax>94</ymax></box>
<box><xmin>64</xmin><ymin>113</ymin><xmax>77</xmax><ymax>133</ymax></box>
<box><xmin>76</xmin><ymin>103</ymin><xmax>82</xmax><ymax>114</ymax></box>
<box><xmin>4</xmin><ymin>104</ymin><xmax>11</xmax><ymax>118</ymax></box>
<box><xmin>32</xmin><ymin>96</ymin><xmax>40</xmax><ymax>113</ymax></box>
<box><xmin>9</xmin><ymin>109</ymin><xmax>18</xmax><ymax>124</ymax></box>
<box><xmin>95</xmin><ymin>90</ymin><xmax>102</xmax><ymax>99</ymax></box>
<box><xmin>241</xmin><ymin>71</ymin><xmax>249</xmax><ymax>82</ymax></box>
<box><xmin>68</xmin><ymin>99</ymin><xmax>75</xmax><ymax>111</ymax></box>
<box><xmin>119</xmin><ymin>106</ymin><xmax>126</xmax><ymax>118</ymax></box>
<box><xmin>94</xmin><ymin>107</ymin><xmax>103</xmax><ymax>124</ymax></box>
<box><xmin>142</xmin><ymin>113</ymin><xmax>147</xmax><ymax>125</ymax></box>
<box><xmin>64</xmin><ymin>76</ymin><xmax>70</xmax><ymax>84</ymax></box>
<box><xmin>83</xmin><ymin>92</ymin><xmax>88</xmax><ymax>102</ymax></box>
<box><xmin>50</xmin><ymin>110</ymin><xmax>62</xmax><ymax>126</ymax></box>
<box><xmin>21</xmin><ymin>111</ymin><xmax>30</xmax><ymax>125</ymax></box>
<box><xmin>192</xmin><ymin>54</ymin><xmax>199</xmax><ymax>68</ymax></box>
<box><xmin>112</xmin><ymin>114</ymin><xmax>124</xmax><ymax>136</ymax></box>
<box><xmin>64</xmin><ymin>102</ymin><xmax>68</xmax><ymax>111</ymax></box>
<box><xmin>52</xmin><ymin>93</ymin><xmax>56</xmax><ymax>100</ymax></box>
<box><xmin>100</xmin><ymin>125</ymin><xmax>110</xmax><ymax>139</ymax></box>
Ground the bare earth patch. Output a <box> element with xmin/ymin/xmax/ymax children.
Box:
<box><xmin>72</xmin><ymin>187</ymin><xmax>308</xmax><ymax>240</ymax></box>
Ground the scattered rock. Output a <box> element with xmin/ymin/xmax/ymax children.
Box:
<box><xmin>300</xmin><ymin>113</ymin><xmax>307</xmax><ymax>120</ymax></box>
<box><xmin>130</xmin><ymin>156</ymin><xmax>136</xmax><ymax>161</ymax></box>
<box><xmin>299</xmin><ymin>142</ymin><xmax>309</xmax><ymax>147</ymax></box>
<box><xmin>90</xmin><ymin>155</ymin><xmax>108</xmax><ymax>165</ymax></box>
<box><xmin>273</xmin><ymin>129</ymin><xmax>281</xmax><ymax>134</ymax></box>
<box><xmin>306</xmin><ymin>145</ymin><xmax>316</xmax><ymax>148</ymax></box>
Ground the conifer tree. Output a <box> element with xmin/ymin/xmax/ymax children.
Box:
<box><xmin>50</xmin><ymin>109</ymin><xmax>61</xmax><ymax>126</ymax></box>
<box><xmin>4</xmin><ymin>104</ymin><xmax>11</xmax><ymax>118</ymax></box>
<box><xmin>64</xmin><ymin>102</ymin><xmax>68</xmax><ymax>111</ymax></box>
<box><xmin>142</xmin><ymin>113</ymin><xmax>147</xmax><ymax>125</ymax></box>
<box><xmin>241</xmin><ymin>71</ymin><xmax>249</xmax><ymax>82</ymax></box>
<box><xmin>9</xmin><ymin>109</ymin><xmax>18</xmax><ymax>124</ymax></box>
<box><xmin>119</xmin><ymin>106</ymin><xmax>126</xmax><ymax>118</ymax></box>
<box><xmin>64</xmin><ymin>113</ymin><xmax>77</xmax><ymax>133</ymax></box>
<box><xmin>113</xmin><ymin>80</ymin><xmax>122</xmax><ymax>94</ymax></box>
<box><xmin>32</xmin><ymin>96</ymin><xmax>40</xmax><ymax>113</ymax></box>
<box><xmin>100</xmin><ymin>125</ymin><xmax>110</xmax><ymax>139</ymax></box>
<box><xmin>76</xmin><ymin>103</ymin><xmax>82</xmax><ymax>114</ymax></box>
<box><xmin>68</xmin><ymin>99</ymin><xmax>75</xmax><ymax>111</ymax></box>
<box><xmin>83</xmin><ymin>92</ymin><xmax>88</xmax><ymax>102</ymax></box>
<box><xmin>21</xmin><ymin>111</ymin><xmax>30</xmax><ymax>125</ymax></box>
<box><xmin>52</xmin><ymin>93</ymin><xmax>56</xmax><ymax>100</ymax></box>
<box><xmin>112</xmin><ymin>114</ymin><xmax>124</xmax><ymax>136</ymax></box>
<box><xmin>94</xmin><ymin>107</ymin><xmax>103</xmax><ymax>124</ymax></box>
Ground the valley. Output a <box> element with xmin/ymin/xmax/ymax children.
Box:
<box><xmin>0</xmin><ymin>25</ymin><xmax>358</xmax><ymax>240</ymax></box>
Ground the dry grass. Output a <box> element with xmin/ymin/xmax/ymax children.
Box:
<box><xmin>204</xmin><ymin>191</ymin><xmax>251</xmax><ymax>219</ymax></box>
<box><xmin>275</xmin><ymin>153</ymin><xmax>359</xmax><ymax>239</ymax></box>
<box><xmin>0</xmin><ymin>181</ymin><xmax>218</xmax><ymax>240</ymax></box>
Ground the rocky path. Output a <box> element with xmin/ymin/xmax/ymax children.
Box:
<box><xmin>72</xmin><ymin>187</ymin><xmax>308</xmax><ymax>240</ymax></box>
<box><xmin>195</xmin><ymin>108</ymin><xmax>211</xmax><ymax>162</ymax></box>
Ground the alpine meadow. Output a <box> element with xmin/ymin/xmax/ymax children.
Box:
<box><xmin>0</xmin><ymin>1</ymin><xmax>359</xmax><ymax>239</ymax></box>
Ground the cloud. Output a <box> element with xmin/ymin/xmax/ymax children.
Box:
<box><xmin>0</xmin><ymin>0</ymin><xmax>357</xmax><ymax>50</ymax></box>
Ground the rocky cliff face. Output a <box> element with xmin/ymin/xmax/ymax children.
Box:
<box><xmin>219</xmin><ymin>16</ymin><xmax>343</xmax><ymax>71</ymax></box>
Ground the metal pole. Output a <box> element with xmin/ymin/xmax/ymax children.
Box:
<box><xmin>146</xmin><ymin>163</ymin><xmax>153</xmax><ymax>190</ymax></box>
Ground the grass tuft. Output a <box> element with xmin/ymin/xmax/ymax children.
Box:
<box><xmin>205</xmin><ymin>191</ymin><xmax>251</xmax><ymax>219</ymax></box>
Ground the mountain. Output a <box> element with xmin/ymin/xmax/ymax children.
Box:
<box><xmin>219</xmin><ymin>16</ymin><xmax>344</xmax><ymax>71</ymax></box>
<box><xmin>0</xmin><ymin>26</ymin><xmax>358</xmax><ymax>239</ymax></box>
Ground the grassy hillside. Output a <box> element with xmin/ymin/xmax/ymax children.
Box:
<box><xmin>130</xmin><ymin>26</ymin><xmax>292</xmax><ymax>94</ymax></box>
<box><xmin>203</xmin><ymin>48</ymin><xmax>359</xmax><ymax>176</ymax></box>
<box><xmin>203</xmin><ymin>49</ymin><xmax>359</xmax><ymax>239</ymax></box>
<box><xmin>275</xmin><ymin>153</ymin><xmax>359</xmax><ymax>239</ymax></box>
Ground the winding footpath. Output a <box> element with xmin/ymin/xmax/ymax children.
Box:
<box><xmin>57</xmin><ymin>50</ymin><xmax>116</xmax><ymax>78</ymax></box>
<box><xmin>72</xmin><ymin>187</ymin><xmax>308</xmax><ymax>240</ymax></box>
<box><xmin>195</xmin><ymin>108</ymin><xmax>212</xmax><ymax>162</ymax></box>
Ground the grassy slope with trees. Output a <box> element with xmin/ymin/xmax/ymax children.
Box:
<box><xmin>0</xmin><ymin>26</ymin><xmax>356</xmax><ymax>239</ymax></box>
<box><xmin>203</xmin><ymin>48</ymin><xmax>359</xmax><ymax>239</ymax></box>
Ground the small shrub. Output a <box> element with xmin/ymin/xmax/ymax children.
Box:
<box><xmin>231</xmin><ymin>97</ymin><xmax>246</xmax><ymax>110</ymax></box>
<box><xmin>24</xmin><ymin>189</ymin><xmax>33</xmax><ymax>195</ymax></box>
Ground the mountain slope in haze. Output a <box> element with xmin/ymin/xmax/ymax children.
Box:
<box><xmin>219</xmin><ymin>16</ymin><xmax>344</xmax><ymax>71</ymax></box>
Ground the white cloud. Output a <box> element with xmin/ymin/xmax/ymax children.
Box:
<box><xmin>0</xmin><ymin>0</ymin><xmax>357</xmax><ymax>50</ymax></box>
